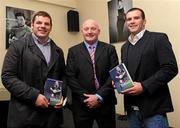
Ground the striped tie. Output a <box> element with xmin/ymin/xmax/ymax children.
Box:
<box><xmin>89</xmin><ymin>46</ymin><xmax>99</xmax><ymax>89</ymax></box>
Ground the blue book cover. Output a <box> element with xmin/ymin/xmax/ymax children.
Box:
<box><xmin>109</xmin><ymin>63</ymin><xmax>133</xmax><ymax>93</ymax></box>
<box><xmin>44</xmin><ymin>78</ymin><xmax>63</xmax><ymax>106</ymax></box>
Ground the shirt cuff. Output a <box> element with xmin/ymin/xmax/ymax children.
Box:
<box><xmin>96</xmin><ymin>94</ymin><xmax>103</xmax><ymax>102</ymax></box>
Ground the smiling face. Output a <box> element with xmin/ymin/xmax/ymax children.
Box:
<box><xmin>31</xmin><ymin>15</ymin><xmax>52</xmax><ymax>43</ymax></box>
<box><xmin>81</xmin><ymin>19</ymin><xmax>100</xmax><ymax>45</ymax></box>
<box><xmin>125</xmin><ymin>9</ymin><xmax>146</xmax><ymax>36</ymax></box>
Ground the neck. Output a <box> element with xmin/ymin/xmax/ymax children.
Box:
<box><xmin>85</xmin><ymin>39</ymin><xmax>98</xmax><ymax>45</ymax></box>
<box><xmin>130</xmin><ymin>34</ymin><xmax>136</xmax><ymax>40</ymax></box>
<box><xmin>38</xmin><ymin>37</ymin><xmax>49</xmax><ymax>44</ymax></box>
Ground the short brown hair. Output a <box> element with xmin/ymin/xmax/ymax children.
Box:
<box><xmin>126</xmin><ymin>7</ymin><xmax>145</xmax><ymax>20</ymax></box>
<box><xmin>31</xmin><ymin>11</ymin><xmax>52</xmax><ymax>26</ymax></box>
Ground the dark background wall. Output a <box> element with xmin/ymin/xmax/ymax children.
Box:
<box><xmin>0</xmin><ymin>101</ymin><xmax>8</xmax><ymax>128</ymax></box>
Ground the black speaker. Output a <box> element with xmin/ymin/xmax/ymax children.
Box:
<box><xmin>67</xmin><ymin>10</ymin><xmax>79</xmax><ymax>32</ymax></box>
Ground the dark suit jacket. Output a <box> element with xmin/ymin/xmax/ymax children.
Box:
<box><xmin>1</xmin><ymin>34</ymin><xmax>66</xmax><ymax>127</ymax></box>
<box><xmin>66</xmin><ymin>41</ymin><xmax>118</xmax><ymax>107</ymax></box>
<box><xmin>121</xmin><ymin>30</ymin><xmax>178</xmax><ymax>118</ymax></box>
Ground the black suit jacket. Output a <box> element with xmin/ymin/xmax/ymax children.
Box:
<box><xmin>1</xmin><ymin>34</ymin><xmax>66</xmax><ymax>127</ymax></box>
<box><xmin>66</xmin><ymin>41</ymin><xmax>118</xmax><ymax>106</ymax></box>
<box><xmin>121</xmin><ymin>30</ymin><xmax>178</xmax><ymax>117</ymax></box>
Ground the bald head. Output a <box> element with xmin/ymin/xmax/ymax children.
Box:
<box><xmin>81</xmin><ymin>19</ymin><xmax>100</xmax><ymax>45</ymax></box>
<box><xmin>82</xmin><ymin>19</ymin><xmax>99</xmax><ymax>29</ymax></box>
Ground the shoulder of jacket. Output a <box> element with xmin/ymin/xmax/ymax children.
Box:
<box><xmin>69</xmin><ymin>42</ymin><xmax>84</xmax><ymax>50</ymax></box>
<box><xmin>147</xmin><ymin>31</ymin><xmax>167</xmax><ymax>37</ymax></box>
<box><xmin>98</xmin><ymin>41</ymin><xmax>115</xmax><ymax>48</ymax></box>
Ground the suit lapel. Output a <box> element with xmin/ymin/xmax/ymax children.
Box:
<box><xmin>28</xmin><ymin>36</ymin><xmax>47</xmax><ymax>64</ymax></box>
<box><xmin>80</xmin><ymin>42</ymin><xmax>92</xmax><ymax>64</ymax></box>
<box><xmin>95</xmin><ymin>41</ymin><xmax>104</xmax><ymax>63</ymax></box>
<box><xmin>48</xmin><ymin>41</ymin><xmax>58</xmax><ymax>70</ymax></box>
<box><xmin>134</xmin><ymin>31</ymin><xmax>149</xmax><ymax>74</ymax></box>
<box><xmin>79</xmin><ymin>41</ymin><xmax>105</xmax><ymax>64</ymax></box>
<box><xmin>28</xmin><ymin>35</ymin><xmax>58</xmax><ymax>70</ymax></box>
<box><xmin>122</xmin><ymin>42</ymin><xmax>129</xmax><ymax>66</ymax></box>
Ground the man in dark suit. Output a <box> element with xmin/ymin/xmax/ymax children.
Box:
<box><xmin>1</xmin><ymin>11</ymin><xmax>66</xmax><ymax>128</ymax></box>
<box><xmin>121</xmin><ymin>8</ymin><xmax>178</xmax><ymax>128</ymax></box>
<box><xmin>66</xmin><ymin>19</ymin><xmax>119</xmax><ymax>128</ymax></box>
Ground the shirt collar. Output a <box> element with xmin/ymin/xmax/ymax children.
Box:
<box><xmin>84</xmin><ymin>41</ymin><xmax>98</xmax><ymax>50</ymax></box>
<box><xmin>32</xmin><ymin>33</ymin><xmax>51</xmax><ymax>46</ymax></box>
<box><xmin>128</xmin><ymin>29</ymin><xmax>146</xmax><ymax>45</ymax></box>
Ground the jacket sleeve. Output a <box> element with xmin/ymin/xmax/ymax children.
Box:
<box><xmin>142</xmin><ymin>33</ymin><xmax>178</xmax><ymax>94</ymax></box>
<box><xmin>1</xmin><ymin>42</ymin><xmax>39</xmax><ymax>104</ymax></box>
<box><xmin>96</xmin><ymin>45</ymin><xmax>119</xmax><ymax>101</ymax></box>
<box><xmin>66</xmin><ymin>48</ymin><xmax>88</xmax><ymax>103</ymax></box>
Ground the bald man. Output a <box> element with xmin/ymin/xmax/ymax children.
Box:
<box><xmin>66</xmin><ymin>19</ymin><xmax>119</xmax><ymax>128</ymax></box>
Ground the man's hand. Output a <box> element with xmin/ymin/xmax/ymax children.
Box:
<box><xmin>121</xmin><ymin>82</ymin><xmax>144</xmax><ymax>96</ymax></box>
<box><xmin>35</xmin><ymin>94</ymin><xmax>49</xmax><ymax>108</ymax></box>
<box><xmin>83</xmin><ymin>94</ymin><xmax>100</xmax><ymax>109</ymax></box>
<box><xmin>112</xmin><ymin>81</ymin><xmax>115</xmax><ymax>88</ymax></box>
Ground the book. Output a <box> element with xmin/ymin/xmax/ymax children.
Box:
<box><xmin>109</xmin><ymin>63</ymin><xmax>133</xmax><ymax>93</ymax></box>
<box><xmin>44</xmin><ymin>78</ymin><xmax>63</xmax><ymax>106</ymax></box>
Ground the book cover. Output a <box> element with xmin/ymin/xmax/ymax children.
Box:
<box><xmin>44</xmin><ymin>78</ymin><xmax>63</xmax><ymax>106</ymax></box>
<box><xmin>109</xmin><ymin>63</ymin><xmax>133</xmax><ymax>93</ymax></box>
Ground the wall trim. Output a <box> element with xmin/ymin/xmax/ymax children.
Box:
<box><xmin>35</xmin><ymin>0</ymin><xmax>77</xmax><ymax>8</ymax></box>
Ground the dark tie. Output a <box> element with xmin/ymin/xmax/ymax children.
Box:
<box><xmin>89</xmin><ymin>46</ymin><xmax>99</xmax><ymax>89</ymax></box>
